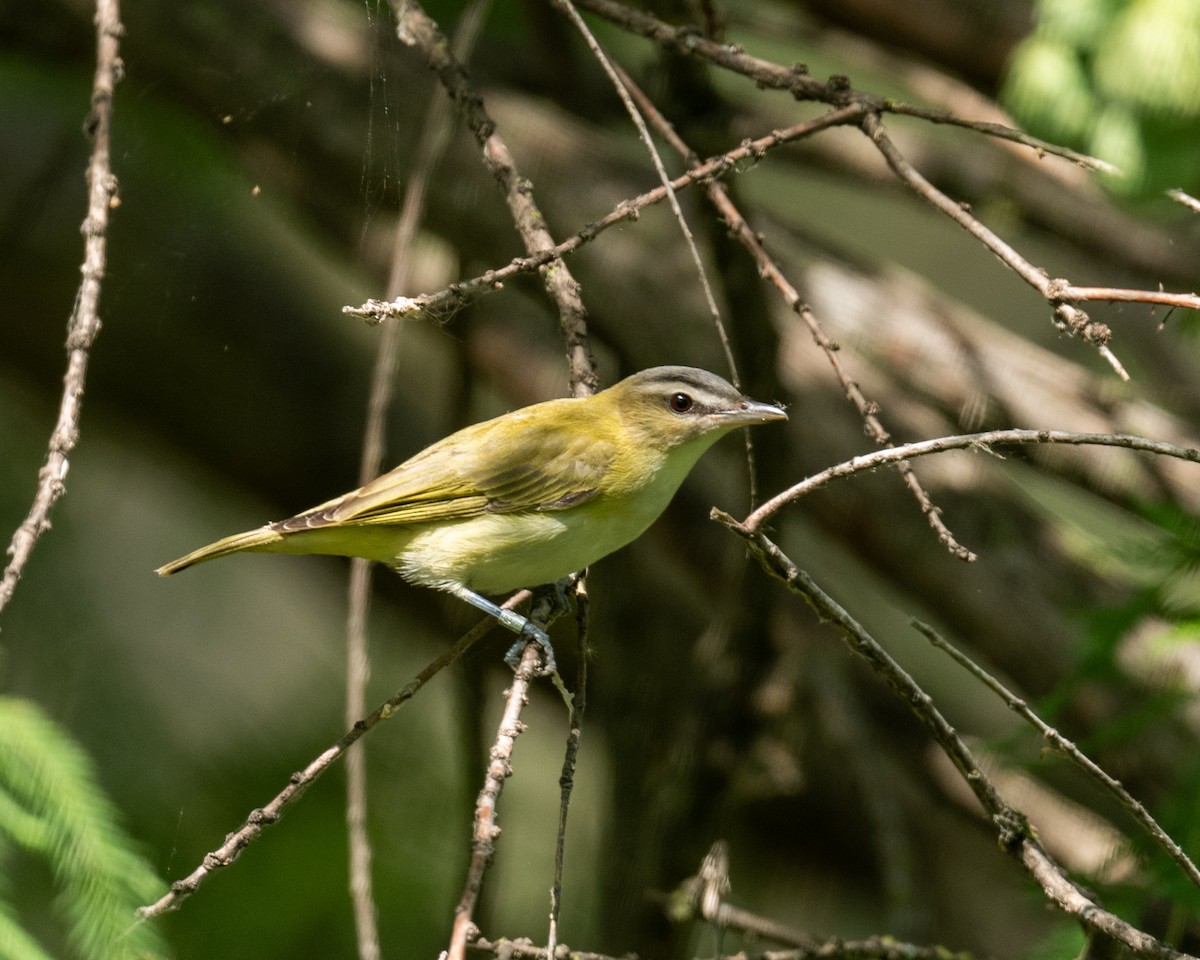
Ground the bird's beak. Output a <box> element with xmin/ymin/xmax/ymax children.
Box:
<box><xmin>725</xmin><ymin>398</ymin><xmax>788</xmax><ymax>425</ymax></box>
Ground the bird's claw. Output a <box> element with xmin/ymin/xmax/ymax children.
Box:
<box><xmin>503</xmin><ymin>621</ymin><xmax>557</xmax><ymax>675</ymax></box>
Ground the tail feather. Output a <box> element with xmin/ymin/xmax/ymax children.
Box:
<box><xmin>156</xmin><ymin>526</ymin><xmax>285</xmax><ymax>576</ymax></box>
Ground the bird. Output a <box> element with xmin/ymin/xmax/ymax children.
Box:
<box><xmin>157</xmin><ymin>366</ymin><xmax>787</xmax><ymax>670</ymax></box>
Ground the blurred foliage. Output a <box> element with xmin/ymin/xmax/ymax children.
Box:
<box><xmin>0</xmin><ymin>697</ymin><xmax>166</xmax><ymax>960</ymax></box>
<box><xmin>1002</xmin><ymin>0</ymin><xmax>1200</xmax><ymax>195</ymax></box>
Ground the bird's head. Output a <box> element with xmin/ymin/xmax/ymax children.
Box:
<box><xmin>605</xmin><ymin>366</ymin><xmax>787</xmax><ymax>452</ymax></box>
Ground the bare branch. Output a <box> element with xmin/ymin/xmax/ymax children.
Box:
<box><xmin>136</xmin><ymin>597</ymin><xmax>531</xmax><ymax>920</ymax></box>
<box><xmin>555</xmin><ymin>3</ymin><xmax>742</xmax><ymax>388</ymax></box>
<box><xmin>561</xmin><ymin>0</ymin><xmax>1198</xmax><ymax>377</ymax></box>
<box><xmin>547</xmin><ymin>580</ymin><xmax>588</xmax><ymax>958</ymax></box>
<box><xmin>913</xmin><ymin>619</ymin><xmax>1200</xmax><ymax>894</ymax></box>
<box><xmin>474</xmin><ymin>929</ymin><xmax>974</xmax><ymax>960</ymax></box>
<box><xmin>712</xmin><ymin>514</ymin><xmax>1197</xmax><ymax>960</ymax></box>
<box><xmin>447</xmin><ymin>639</ymin><xmax>546</xmax><ymax>960</ymax></box>
<box><xmin>343</xmin><ymin>8</ymin><xmax>492</xmax><ymax>958</ymax></box>
<box><xmin>744</xmin><ymin>428</ymin><xmax>1200</xmax><ymax>532</ymax></box>
<box><xmin>344</xmin><ymin>107</ymin><xmax>865</xmax><ymax>324</ymax></box>
<box><xmin>608</xmin><ymin>76</ymin><xmax>971</xmax><ymax>557</ymax></box>
<box><xmin>389</xmin><ymin>0</ymin><xmax>597</xmax><ymax>395</ymax></box>
<box><xmin>570</xmin><ymin>0</ymin><xmax>1109</xmax><ymax>170</ymax></box>
<box><xmin>0</xmin><ymin>0</ymin><xmax>123</xmax><ymax>620</ymax></box>
<box><xmin>859</xmin><ymin>113</ymin><xmax>1136</xmax><ymax>377</ymax></box>
<box><xmin>886</xmin><ymin>102</ymin><xmax>1119</xmax><ymax>174</ymax></box>
<box><xmin>1167</xmin><ymin>189</ymin><xmax>1200</xmax><ymax>214</ymax></box>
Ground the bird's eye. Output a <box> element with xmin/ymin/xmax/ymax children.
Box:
<box><xmin>668</xmin><ymin>392</ymin><xmax>694</xmax><ymax>413</ymax></box>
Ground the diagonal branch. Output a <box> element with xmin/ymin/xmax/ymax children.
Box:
<box><xmin>612</xmin><ymin>74</ymin><xmax>975</xmax><ymax>559</ymax></box>
<box><xmin>859</xmin><ymin>113</ymin><xmax>1138</xmax><ymax>378</ymax></box>
<box><xmin>570</xmin><ymin>0</ymin><xmax>1111</xmax><ymax>170</ymax></box>
<box><xmin>712</xmin><ymin>514</ymin><xmax>1197</xmax><ymax>960</ymax></box>
<box><xmin>0</xmin><ymin>0</ymin><xmax>123</xmax><ymax>621</ymax></box>
<box><xmin>389</xmin><ymin>0</ymin><xmax>597</xmax><ymax>396</ymax></box>
<box><xmin>741</xmin><ymin>428</ymin><xmax>1200</xmax><ymax>531</ymax></box>
<box><xmin>136</xmin><ymin>595</ymin><xmax>536</xmax><ymax>920</ymax></box>
<box><xmin>566</xmin><ymin>0</ymin><xmax>1200</xmax><ymax>374</ymax></box>
<box><xmin>913</xmin><ymin>619</ymin><xmax>1200</xmax><ymax>894</ymax></box>
<box><xmin>345</xmin><ymin>106</ymin><xmax>866</xmax><ymax>324</ymax></box>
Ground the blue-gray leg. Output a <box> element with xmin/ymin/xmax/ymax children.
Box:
<box><xmin>446</xmin><ymin>583</ymin><xmax>557</xmax><ymax>673</ymax></box>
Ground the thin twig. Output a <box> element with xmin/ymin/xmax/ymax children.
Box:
<box><xmin>0</xmin><ymin>0</ymin><xmax>123</xmax><ymax>620</ymax></box>
<box><xmin>1064</xmin><ymin>286</ymin><xmax>1200</xmax><ymax>311</ymax></box>
<box><xmin>472</xmin><ymin>930</ymin><xmax>974</xmax><ymax>960</ymax></box>
<box><xmin>743</xmin><ymin>428</ymin><xmax>1200</xmax><ymax>531</ymax></box>
<box><xmin>560</xmin><ymin>6</ymin><xmax>770</xmax><ymax>511</ymax></box>
<box><xmin>136</xmin><ymin>596</ymin><xmax>532</xmax><ymax>919</ymax></box>
<box><xmin>469</xmin><ymin>935</ymin><xmax>623</xmax><ymax>960</ymax></box>
<box><xmin>344</xmin><ymin>7</ymin><xmax>490</xmax><ymax>957</ymax></box>
<box><xmin>557</xmin><ymin>3</ymin><xmax>741</xmax><ymax>387</ymax></box>
<box><xmin>913</xmin><ymin>619</ymin><xmax>1200</xmax><ymax>894</ymax></box>
<box><xmin>569</xmin><ymin>0</ymin><xmax>1114</xmax><ymax>173</ymax></box>
<box><xmin>608</xmin><ymin>64</ymin><xmax>772</xmax><ymax>509</ymax></box>
<box><xmin>712</xmin><ymin>513</ymin><xmax>1196</xmax><ymax>960</ymax></box>
<box><xmin>447</xmin><ymin>639</ymin><xmax>546</xmax><ymax>960</ymax></box>
<box><xmin>390</xmin><ymin>0</ymin><xmax>597</xmax><ymax>396</ymax></box>
<box><xmin>344</xmin><ymin>106</ymin><xmax>865</xmax><ymax>324</ymax></box>
<box><xmin>567</xmin><ymin>0</ymin><xmax>1198</xmax><ymax>371</ymax></box>
<box><xmin>546</xmin><ymin>580</ymin><xmax>589</xmax><ymax>958</ymax></box>
<box><xmin>860</xmin><ymin>112</ymin><xmax>1142</xmax><ymax>378</ymax></box>
<box><xmin>886</xmin><ymin>102</ymin><xmax>1119</xmax><ymax>174</ymax></box>
<box><xmin>1167</xmin><ymin>189</ymin><xmax>1200</xmax><ymax>214</ymax></box>
<box><xmin>611</xmin><ymin>75</ymin><xmax>973</xmax><ymax>560</ymax></box>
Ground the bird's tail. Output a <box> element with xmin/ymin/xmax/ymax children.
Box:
<box><xmin>155</xmin><ymin>526</ymin><xmax>285</xmax><ymax>576</ymax></box>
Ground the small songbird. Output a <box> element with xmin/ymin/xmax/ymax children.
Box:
<box><xmin>158</xmin><ymin>366</ymin><xmax>787</xmax><ymax>669</ymax></box>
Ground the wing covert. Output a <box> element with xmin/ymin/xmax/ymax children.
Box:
<box><xmin>274</xmin><ymin>407</ymin><xmax>614</xmax><ymax>532</ymax></box>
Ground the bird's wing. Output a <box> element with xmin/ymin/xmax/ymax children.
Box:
<box><xmin>274</xmin><ymin>408</ymin><xmax>614</xmax><ymax>532</ymax></box>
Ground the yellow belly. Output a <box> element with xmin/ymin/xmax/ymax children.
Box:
<box><xmin>395</xmin><ymin>500</ymin><xmax>657</xmax><ymax>594</ymax></box>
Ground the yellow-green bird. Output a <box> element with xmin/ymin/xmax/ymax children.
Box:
<box><xmin>158</xmin><ymin>366</ymin><xmax>787</xmax><ymax>669</ymax></box>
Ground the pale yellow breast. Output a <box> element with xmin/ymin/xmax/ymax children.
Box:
<box><xmin>396</xmin><ymin>431</ymin><xmax>719</xmax><ymax>594</ymax></box>
<box><xmin>395</xmin><ymin>499</ymin><xmax>645</xmax><ymax>594</ymax></box>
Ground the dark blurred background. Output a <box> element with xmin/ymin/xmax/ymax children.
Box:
<box><xmin>3</xmin><ymin>0</ymin><xmax>1200</xmax><ymax>957</ymax></box>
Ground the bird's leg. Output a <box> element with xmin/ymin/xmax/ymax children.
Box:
<box><xmin>445</xmin><ymin>582</ymin><xmax>557</xmax><ymax>674</ymax></box>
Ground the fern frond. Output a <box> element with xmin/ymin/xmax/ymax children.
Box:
<box><xmin>0</xmin><ymin>696</ymin><xmax>168</xmax><ymax>960</ymax></box>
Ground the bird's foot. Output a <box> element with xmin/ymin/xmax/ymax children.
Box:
<box><xmin>503</xmin><ymin>619</ymin><xmax>557</xmax><ymax>675</ymax></box>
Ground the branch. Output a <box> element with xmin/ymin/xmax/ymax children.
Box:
<box><xmin>711</xmin><ymin>514</ymin><xmax>1196</xmax><ymax>960</ymax></box>
<box><xmin>344</xmin><ymin>106</ymin><xmax>865</xmax><ymax>324</ymax></box>
<box><xmin>566</xmin><ymin>0</ymin><xmax>1199</xmax><ymax>374</ymax></box>
<box><xmin>471</xmin><ymin>931</ymin><xmax>973</xmax><ymax>960</ymax></box>
<box><xmin>547</xmin><ymin>580</ymin><xmax>589</xmax><ymax>959</ymax></box>
<box><xmin>611</xmin><ymin>71</ymin><xmax>974</xmax><ymax>560</ymax></box>
<box><xmin>343</xmin><ymin>7</ymin><xmax>491</xmax><ymax>958</ymax></box>
<box><xmin>389</xmin><ymin>0</ymin><xmax>597</xmax><ymax>396</ymax></box>
<box><xmin>447</xmin><ymin>640</ymin><xmax>545</xmax><ymax>960</ymax></box>
<box><xmin>555</xmin><ymin>11</ymin><xmax>764</xmax><ymax>504</ymax></box>
<box><xmin>556</xmin><ymin>5</ymin><xmax>741</xmax><ymax>384</ymax></box>
<box><xmin>913</xmin><ymin>619</ymin><xmax>1200</xmax><ymax>894</ymax></box>
<box><xmin>136</xmin><ymin>597</ymin><xmax>531</xmax><ymax>919</ymax></box>
<box><xmin>743</xmin><ymin>428</ymin><xmax>1200</xmax><ymax>532</ymax></box>
<box><xmin>1167</xmin><ymin>189</ymin><xmax>1200</xmax><ymax>214</ymax></box>
<box><xmin>0</xmin><ymin>0</ymin><xmax>123</xmax><ymax>620</ymax></box>
<box><xmin>860</xmin><ymin>113</ymin><xmax>1176</xmax><ymax>379</ymax></box>
<box><xmin>570</xmin><ymin>0</ymin><xmax>1110</xmax><ymax>170</ymax></box>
